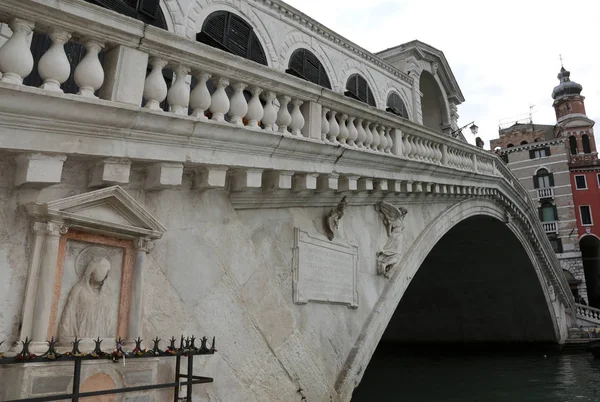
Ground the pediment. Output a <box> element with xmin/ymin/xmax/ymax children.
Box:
<box><xmin>28</xmin><ymin>186</ymin><xmax>165</xmax><ymax>239</ymax></box>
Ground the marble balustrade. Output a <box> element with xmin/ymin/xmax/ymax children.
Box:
<box><xmin>0</xmin><ymin>0</ymin><xmax>506</xmax><ymax>180</ymax></box>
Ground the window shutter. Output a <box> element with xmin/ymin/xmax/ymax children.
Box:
<box><xmin>552</xmin><ymin>205</ymin><xmax>558</xmax><ymax>221</ymax></box>
<box><xmin>248</xmin><ymin>34</ymin><xmax>267</xmax><ymax>65</ymax></box>
<box><xmin>289</xmin><ymin>50</ymin><xmax>304</xmax><ymax>76</ymax></box>
<box><xmin>549</xmin><ymin>173</ymin><xmax>555</xmax><ymax>186</ymax></box>
<box><xmin>533</xmin><ymin>175</ymin><xmax>539</xmax><ymax>189</ymax></box>
<box><xmin>138</xmin><ymin>0</ymin><xmax>159</xmax><ymax>19</ymax></box>
<box><xmin>203</xmin><ymin>12</ymin><xmax>227</xmax><ymax>44</ymax></box>
<box><xmin>227</xmin><ymin>15</ymin><xmax>251</xmax><ymax>57</ymax></box>
<box><xmin>529</xmin><ymin>150</ymin><xmax>535</xmax><ymax>159</ymax></box>
<box><xmin>538</xmin><ymin>207</ymin><xmax>543</xmax><ymax>221</ymax></box>
<box><xmin>546</xmin><ymin>147</ymin><xmax>551</xmax><ymax>156</ymax></box>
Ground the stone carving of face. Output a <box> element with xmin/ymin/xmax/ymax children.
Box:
<box><xmin>90</xmin><ymin>258</ymin><xmax>110</xmax><ymax>284</ymax></box>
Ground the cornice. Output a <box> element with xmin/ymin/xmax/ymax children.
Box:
<box><xmin>253</xmin><ymin>0</ymin><xmax>413</xmax><ymax>86</ymax></box>
<box><xmin>497</xmin><ymin>138</ymin><xmax>565</xmax><ymax>155</ymax></box>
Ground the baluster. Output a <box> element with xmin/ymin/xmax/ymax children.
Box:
<box><xmin>210</xmin><ymin>77</ymin><xmax>230</xmax><ymax>122</ymax></box>
<box><xmin>262</xmin><ymin>91</ymin><xmax>277</xmax><ymax>131</ymax></box>
<box><xmin>38</xmin><ymin>30</ymin><xmax>71</xmax><ymax>92</ymax></box>
<box><xmin>190</xmin><ymin>71</ymin><xmax>211</xmax><ymax>119</ymax></box>
<box><xmin>167</xmin><ymin>65</ymin><xmax>190</xmax><ymax>115</ymax></box>
<box><xmin>246</xmin><ymin>87</ymin><xmax>264</xmax><ymax>128</ymax></box>
<box><xmin>143</xmin><ymin>58</ymin><xmax>168</xmax><ymax>110</ymax></box>
<box><xmin>290</xmin><ymin>98</ymin><xmax>305</xmax><ymax>136</ymax></box>
<box><xmin>435</xmin><ymin>144</ymin><xmax>443</xmax><ymax>163</ymax></box>
<box><xmin>276</xmin><ymin>95</ymin><xmax>292</xmax><ymax>134</ymax></box>
<box><xmin>229</xmin><ymin>82</ymin><xmax>248</xmax><ymax>126</ymax></box>
<box><xmin>422</xmin><ymin>140</ymin><xmax>431</xmax><ymax>162</ymax></box>
<box><xmin>364</xmin><ymin>122</ymin><xmax>373</xmax><ymax>150</ymax></box>
<box><xmin>321</xmin><ymin>107</ymin><xmax>330</xmax><ymax>141</ymax></box>
<box><xmin>371</xmin><ymin>124</ymin><xmax>380</xmax><ymax>151</ymax></box>
<box><xmin>347</xmin><ymin>117</ymin><xmax>358</xmax><ymax>147</ymax></box>
<box><xmin>378</xmin><ymin>126</ymin><xmax>387</xmax><ymax>152</ymax></box>
<box><xmin>338</xmin><ymin>114</ymin><xmax>349</xmax><ymax>144</ymax></box>
<box><xmin>74</xmin><ymin>39</ymin><xmax>104</xmax><ymax>98</ymax></box>
<box><xmin>426</xmin><ymin>141</ymin><xmax>434</xmax><ymax>162</ymax></box>
<box><xmin>403</xmin><ymin>133</ymin><xmax>412</xmax><ymax>159</ymax></box>
<box><xmin>327</xmin><ymin>110</ymin><xmax>339</xmax><ymax>143</ymax></box>
<box><xmin>356</xmin><ymin>118</ymin><xmax>366</xmax><ymax>148</ymax></box>
<box><xmin>0</xmin><ymin>18</ymin><xmax>34</xmax><ymax>85</ymax></box>
<box><xmin>384</xmin><ymin>127</ymin><xmax>393</xmax><ymax>153</ymax></box>
<box><xmin>414</xmin><ymin>137</ymin><xmax>423</xmax><ymax>160</ymax></box>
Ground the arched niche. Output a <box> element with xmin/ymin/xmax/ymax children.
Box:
<box><xmin>419</xmin><ymin>70</ymin><xmax>449</xmax><ymax>133</ymax></box>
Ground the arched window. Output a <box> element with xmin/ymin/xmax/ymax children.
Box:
<box><xmin>506</xmin><ymin>143</ymin><xmax>514</xmax><ymax>148</ymax></box>
<box><xmin>286</xmin><ymin>49</ymin><xmax>331</xmax><ymax>89</ymax></box>
<box><xmin>533</xmin><ymin>168</ymin><xmax>554</xmax><ymax>189</ymax></box>
<box><xmin>569</xmin><ymin>136</ymin><xmax>578</xmax><ymax>155</ymax></box>
<box><xmin>386</xmin><ymin>92</ymin><xmax>409</xmax><ymax>118</ymax></box>
<box><xmin>520</xmin><ymin>140</ymin><xmax>528</xmax><ymax>145</ymax></box>
<box><xmin>23</xmin><ymin>0</ymin><xmax>168</xmax><ymax>94</ymax></box>
<box><xmin>538</xmin><ymin>202</ymin><xmax>557</xmax><ymax>222</ymax></box>
<box><xmin>197</xmin><ymin>11</ymin><xmax>267</xmax><ymax>66</ymax></box>
<box><xmin>345</xmin><ymin>74</ymin><xmax>376</xmax><ymax>107</ymax></box>
<box><xmin>582</xmin><ymin>134</ymin><xmax>592</xmax><ymax>154</ymax></box>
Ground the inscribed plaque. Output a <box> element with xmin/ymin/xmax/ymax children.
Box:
<box><xmin>292</xmin><ymin>228</ymin><xmax>358</xmax><ymax>308</ymax></box>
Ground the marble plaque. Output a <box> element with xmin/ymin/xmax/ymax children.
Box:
<box><xmin>292</xmin><ymin>228</ymin><xmax>358</xmax><ymax>308</ymax></box>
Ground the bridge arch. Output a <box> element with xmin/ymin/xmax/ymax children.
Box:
<box><xmin>335</xmin><ymin>198</ymin><xmax>564</xmax><ymax>400</ymax></box>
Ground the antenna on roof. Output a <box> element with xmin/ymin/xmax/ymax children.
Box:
<box><xmin>529</xmin><ymin>104</ymin><xmax>535</xmax><ymax>124</ymax></box>
<box><xmin>559</xmin><ymin>54</ymin><xmax>564</xmax><ymax>68</ymax></box>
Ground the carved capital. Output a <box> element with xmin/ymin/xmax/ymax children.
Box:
<box><xmin>135</xmin><ymin>237</ymin><xmax>154</xmax><ymax>252</ymax></box>
<box><xmin>33</xmin><ymin>221</ymin><xmax>68</xmax><ymax>237</ymax></box>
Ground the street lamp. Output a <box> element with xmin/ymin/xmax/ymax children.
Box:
<box><xmin>451</xmin><ymin>121</ymin><xmax>478</xmax><ymax>138</ymax></box>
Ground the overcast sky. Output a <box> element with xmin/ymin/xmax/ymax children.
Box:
<box><xmin>283</xmin><ymin>0</ymin><xmax>599</xmax><ymax>148</ymax></box>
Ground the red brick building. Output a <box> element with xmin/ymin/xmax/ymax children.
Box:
<box><xmin>491</xmin><ymin>66</ymin><xmax>600</xmax><ymax>307</ymax></box>
<box><xmin>552</xmin><ymin>67</ymin><xmax>600</xmax><ymax>307</ymax></box>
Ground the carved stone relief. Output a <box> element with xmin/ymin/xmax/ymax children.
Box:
<box><xmin>325</xmin><ymin>196</ymin><xmax>348</xmax><ymax>241</ymax></box>
<box><xmin>57</xmin><ymin>243</ymin><xmax>123</xmax><ymax>340</ymax></box>
<box><xmin>375</xmin><ymin>201</ymin><xmax>408</xmax><ymax>278</ymax></box>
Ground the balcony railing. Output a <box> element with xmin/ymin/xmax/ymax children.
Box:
<box><xmin>0</xmin><ymin>0</ymin><xmax>501</xmax><ymax>178</ymax></box>
<box><xmin>542</xmin><ymin>221</ymin><xmax>558</xmax><ymax>234</ymax></box>
<box><xmin>537</xmin><ymin>187</ymin><xmax>554</xmax><ymax>199</ymax></box>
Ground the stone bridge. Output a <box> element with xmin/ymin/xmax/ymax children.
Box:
<box><xmin>0</xmin><ymin>1</ymin><xmax>577</xmax><ymax>401</ymax></box>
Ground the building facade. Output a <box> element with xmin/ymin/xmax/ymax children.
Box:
<box><xmin>0</xmin><ymin>1</ymin><xmax>579</xmax><ymax>401</ymax></box>
<box><xmin>491</xmin><ymin>67</ymin><xmax>600</xmax><ymax>307</ymax></box>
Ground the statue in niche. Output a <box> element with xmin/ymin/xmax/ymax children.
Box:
<box><xmin>325</xmin><ymin>196</ymin><xmax>348</xmax><ymax>241</ymax></box>
<box><xmin>58</xmin><ymin>254</ymin><xmax>116</xmax><ymax>340</ymax></box>
<box><xmin>375</xmin><ymin>201</ymin><xmax>408</xmax><ymax>278</ymax></box>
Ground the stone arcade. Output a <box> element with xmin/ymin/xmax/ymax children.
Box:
<box><xmin>0</xmin><ymin>0</ymin><xmax>581</xmax><ymax>401</ymax></box>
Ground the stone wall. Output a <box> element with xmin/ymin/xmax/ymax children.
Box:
<box><xmin>0</xmin><ymin>153</ymin><xmax>568</xmax><ymax>401</ymax></box>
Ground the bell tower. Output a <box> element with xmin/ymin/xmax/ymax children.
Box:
<box><xmin>552</xmin><ymin>66</ymin><xmax>586</xmax><ymax>122</ymax></box>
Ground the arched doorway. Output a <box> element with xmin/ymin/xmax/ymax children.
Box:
<box><xmin>419</xmin><ymin>71</ymin><xmax>447</xmax><ymax>133</ymax></box>
<box><xmin>580</xmin><ymin>235</ymin><xmax>600</xmax><ymax>308</ymax></box>
<box><xmin>352</xmin><ymin>215</ymin><xmax>557</xmax><ymax>400</ymax></box>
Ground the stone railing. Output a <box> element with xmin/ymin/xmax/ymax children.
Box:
<box><xmin>576</xmin><ymin>303</ymin><xmax>600</xmax><ymax>324</ymax></box>
<box><xmin>542</xmin><ymin>221</ymin><xmax>558</xmax><ymax>234</ymax></box>
<box><xmin>537</xmin><ymin>187</ymin><xmax>554</xmax><ymax>199</ymax></box>
<box><xmin>0</xmin><ymin>0</ymin><xmax>499</xmax><ymax>176</ymax></box>
<box><xmin>0</xmin><ymin>0</ymin><xmax>577</xmax><ymax>329</ymax></box>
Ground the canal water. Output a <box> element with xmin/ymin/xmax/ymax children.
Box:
<box><xmin>352</xmin><ymin>344</ymin><xmax>600</xmax><ymax>402</ymax></box>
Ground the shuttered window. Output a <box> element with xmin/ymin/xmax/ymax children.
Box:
<box><xmin>197</xmin><ymin>11</ymin><xmax>268</xmax><ymax>66</ymax></box>
<box><xmin>286</xmin><ymin>49</ymin><xmax>331</xmax><ymax>89</ymax></box>
<box><xmin>580</xmin><ymin>206</ymin><xmax>593</xmax><ymax>225</ymax></box>
<box><xmin>345</xmin><ymin>74</ymin><xmax>376</xmax><ymax>107</ymax></box>
<box><xmin>538</xmin><ymin>203</ymin><xmax>558</xmax><ymax>222</ymax></box>
<box><xmin>533</xmin><ymin>168</ymin><xmax>554</xmax><ymax>189</ymax></box>
<box><xmin>386</xmin><ymin>92</ymin><xmax>408</xmax><ymax>118</ymax></box>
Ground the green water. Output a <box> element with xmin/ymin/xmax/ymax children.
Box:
<box><xmin>352</xmin><ymin>346</ymin><xmax>600</xmax><ymax>402</ymax></box>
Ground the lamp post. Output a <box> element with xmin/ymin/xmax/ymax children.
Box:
<box><xmin>451</xmin><ymin>121</ymin><xmax>478</xmax><ymax>138</ymax></box>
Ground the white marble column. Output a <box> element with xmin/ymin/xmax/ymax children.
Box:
<box><xmin>30</xmin><ymin>221</ymin><xmax>67</xmax><ymax>351</ymax></box>
<box><xmin>128</xmin><ymin>238</ymin><xmax>153</xmax><ymax>340</ymax></box>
